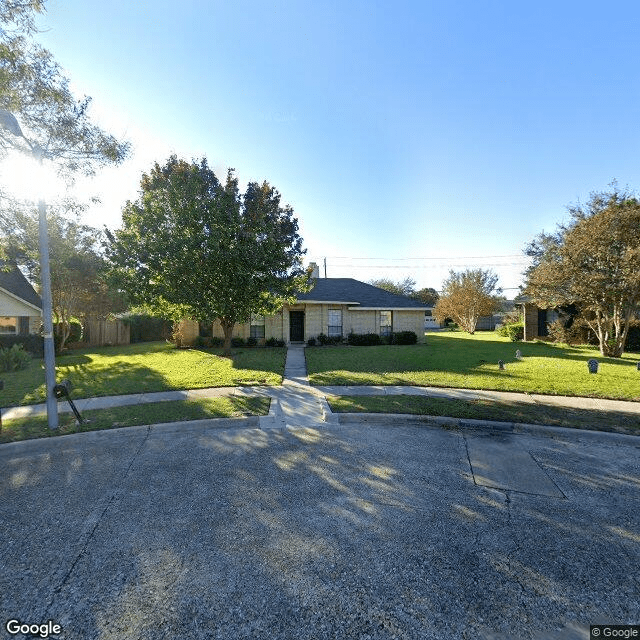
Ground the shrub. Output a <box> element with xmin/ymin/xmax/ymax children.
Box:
<box><xmin>317</xmin><ymin>333</ymin><xmax>329</xmax><ymax>346</ymax></box>
<box><xmin>0</xmin><ymin>334</ymin><xmax>44</xmax><ymax>356</ymax></box>
<box><xmin>547</xmin><ymin>318</ymin><xmax>597</xmax><ymax>346</ymax></box>
<box><xmin>625</xmin><ymin>324</ymin><xmax>640</xmax><ymax>352</ymax></box>
<box><xmin>348</xmin><ymin>332</ymin><xmax>382</xmax><ymax>346</ymax></box>
<box><xmin>0</xmin><ymin>344</ymin><xmax>32</xmax><ymax>372</ymax></box>
<box><xmin>124</xmin><ymin>314</ymin><xmax>174</xmax><ymax>343</ymax></box>
<box><xmin>497</xmin><ymin>322</ymin><xmax>524</xmax><ymax>341</ymax></box>
<box><xmin>265</xmin><ymin>337</ymin><xmax>278</xmax><ymax>347</ymax></box>
<box><xmin>276</xmin><ymin>339</ymin><xmax>286</xmax><ymax>347</ymax></box>
<box><xmin>211</xmin><ymin>337</ymin><xmax>223</xmax><ymax>347</ymax></box>
<box><xmin>307</xmin><ymin>337</ymin><xmax>316</xmax><ymax>347</ymax></box>
<box><xmin>231</xmin><ymin>337</ymin><xmax>245</xmax><ymax>347</ymax></box>
<box><xmin>391</xmin><ymin>331</ymin><xmax>418</xmax><ymax>345</ymax></box>
<box><xmin>246</xmin><ymin>337</ymin><xmax>257</xmax><ymax>347</ymax></box>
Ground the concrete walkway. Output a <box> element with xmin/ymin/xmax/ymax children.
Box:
<box><xmin>3</xmin><ymin>344</ymin><xmax>640</xmax><ymax>423</ymax></box>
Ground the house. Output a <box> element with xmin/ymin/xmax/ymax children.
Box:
<box><xmin>515</xmin><ymin>296</ymin><xmax>561</xmax><ymax>341</ymax></box>
<box><xmin>0</xmin><ymin>263</ymin><xmax>42</xmax><ymax>336</ymax></box>
<box><xmin>179</xmin><ymin>263</ymin><xmax>428</xmax><ymax>344</ymax></box>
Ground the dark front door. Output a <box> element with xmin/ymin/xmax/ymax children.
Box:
<box><xmin>537</xmin><ymin>309</ymin><xmax>548</xmax><ymax>337</ymax></box>
<box><xmin>289</xmin><ymin>311</ymin><xmax>304</xmax><ymax>342</ymax></box>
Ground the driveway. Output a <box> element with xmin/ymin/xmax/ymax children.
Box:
<box><xmin>1</xmin><ymin>420</ymin><xmax>638</xmax><ymax>639</ymax></box>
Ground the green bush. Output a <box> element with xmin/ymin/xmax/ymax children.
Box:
<box><xmin>497</xmin><ymin>322</ymin><xmax>524</xmax><ymax>341</ymax></box>
<box><xmin>625</xmin><ymin>324</ymin><xmax>640</xmax><ymax>352</ymax></box>
<box><xmin>0</xmin><ymin>334</ymin><xmax>43</xmax><ymax>356</ymax></box>
<box><xmin>307</xmin><ymin>338</ymin><xmax>316</xmax><ymax>347</ymax></box>
<box><xmin>276</xmin><ymin>339</ymin><xmax>286</xmax><ymax>347</ymax></box>
<box><xmin>0</xmin><ymin>344</ymin><xmax>32</xmax><ymax>372</ymax></box>
<box><xmin>265</xmin><ymin>337</ymin><xmax>278</xmax><ymax>347</ymax></box>
<box><xmin>348</xmin><ymin>332</ymin><xmax>382</xmax><ymax>346</ymax></box>
<box><xmin>123</xmin><ymin>314</ymin><xmax>173</xmax><ymax>343</ymax></box>
<box><xmin>391</xmin><ymin>331</ymin><xmax>418</xmax><ymax>345</ymax></box>
<box><xmin>231</xmin><ymin>337</ymin><xmax>245</xmax><ymax>347</ymax></box>
<box><xmin>54</xmin><ymin>321</ymin><xmax>83</xmax><ymax>351</ymax></box>
<box><xmin>211</xmin><ymin>337</ymin><xmax>223</xmax><ymax>347</ymax></box>
<box><xmin>246</xmin><ymin>337</ymin><xmax>258</xmax><ymax>347</ymax></box>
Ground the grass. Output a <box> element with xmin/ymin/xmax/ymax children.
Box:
<box><xmin>327</xmin><ymin>395</ymin><xmax>640</xmax><ymax>435</ymax></box>
<box><xmin>1</xmin><ymin>341</ymin><xmax>286</xmax><ymax>407</ymax></box>
<box><xmin>0</xmin><ymin>396</ymin><xmax>271</xmax><ymax>444</ymax></box>
<box><xmin>306</xmin><ymin>331</ymin><xmax>640</xmax><ymax>401</ymax></box>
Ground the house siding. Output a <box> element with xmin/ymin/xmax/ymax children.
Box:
<box><xmin>178</xmin><ymin>304</ymin><xmax>424</xmax><ymax>346</ymax></box>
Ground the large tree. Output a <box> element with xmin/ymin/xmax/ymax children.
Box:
<box><xmin>411</xmin><ymin>287</ymin><xmax>440</xmax><ymax>306</ymax></box>
<box><xmin>369</xmin><ymin>276</ymin><xmax>416</xmax><ymax>297</ymax></box>
<box><xmin>0</xmin><ymin>0</ymin><xmax>129</xmax><ymax>175</ymax></box>
<box><xmin>524</xmin><ymin>185</ymin><xmax>640</xmax><ymax>357</ymax></box>
<box><xmin>434</xmin><ymin>269</ymin><xmax>502</xmax><ymax>334</ymax></box>
<box><xmin>2</xmin><ymin>204</ymin><xmax>126</xmax><ymax>349</ymax></box>
<box><xmin>106</xmin><ymin>156</ymin><xmax>309</xmax><ymax>355</ymax></box>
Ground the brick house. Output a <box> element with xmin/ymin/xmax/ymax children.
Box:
<box><xmin>517</xmin><ymin>296</ymin><xmax>561</xmax><ymax>341</ymax></box>
<box><xmin>179</xmin><ymin>264</ymin><xmax>428</xmax><ymax>345</ymax></box>
<box><xmin>0</xmin><ymin>263</ymin><xmax>42</xmax><ymax>336</ymax></box>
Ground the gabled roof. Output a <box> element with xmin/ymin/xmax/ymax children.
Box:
<box><xmin>0</xmin><ymin>264</ymin><xmax>42</xmax><ymax>311</ymax></box>
<box><xmin>296</xmin><ymin>278</ymin><xmax>428</xmax><ymax>309</ymax></box>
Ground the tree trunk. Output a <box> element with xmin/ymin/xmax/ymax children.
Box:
<box><xmin>221</xmin><ymin>319</ymin><xmax>235</xmax><ymax>357</ymax></box>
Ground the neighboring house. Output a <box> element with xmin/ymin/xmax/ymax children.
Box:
<box><xmin>476</xmin><ymin>300</ymin><xmax>517</xmax><ymax>331</ymax></box>
<box><xmin>515</xmin><ymin>296</ymin><xmax>560</xmax><ymax>341</ymax></box>
<box><xmin>423</xmin><ymin>308</ymin><xmax>440</xmax><ymax>329</ymax></box>
<box><xmin>180</xmin><ymin>263</ymin><xmax>429</xmax><ymax>344</ymax></box>
<box><xmin>0</xmin><ymin>263</ymin><xmax>43</xmax><ymax>336</ymax></box>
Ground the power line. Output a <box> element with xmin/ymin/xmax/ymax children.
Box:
<box><xmin>319</xmin><ymin>254</ymin><xmax>530</xmax><ymax>261</ymax></box>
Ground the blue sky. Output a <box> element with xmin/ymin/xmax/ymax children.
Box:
<box><xmin>26</xmin><ymin>0</ymin><xmax>640</xmax><ymax>293</ymax></box>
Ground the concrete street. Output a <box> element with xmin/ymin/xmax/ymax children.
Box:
<box><xmin>1</xmin><ymin>418</ymin><xmax>639</xmax><ymax>639</ymax></box>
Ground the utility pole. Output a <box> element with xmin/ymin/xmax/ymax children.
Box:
<box><xmin>0</xmin><ymin>110</ymin><xmax>58</xmax><ymax>428</ymax></box>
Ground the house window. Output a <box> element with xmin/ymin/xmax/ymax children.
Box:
<box><xmin>380</xmin><ymin>311</ymin><xmax>392</xmax><ymax>336</ymax></box>
<box><xmin>250</xmin><ymin>313</ymin><xmax>265</xmax><ymax>339</ymax></box>
<box><xmin>425</xmin><ymin>310</ymin><xmax>432</xmax><ymax>317</ymax></box>
<box><xmin>0</xmin><ymin>317</ymin><xmax>17</xmax><ymax>334</ymax></box>
<box><xmin>327</xmin><ymin>309</ymin><xmax>342</xmax><ymax>337</ymax></box>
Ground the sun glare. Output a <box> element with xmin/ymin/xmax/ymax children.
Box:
<box><xmin>0</xmin><ymin>153</ymin><xmax>65</xmax><ymax>202</ymax></box>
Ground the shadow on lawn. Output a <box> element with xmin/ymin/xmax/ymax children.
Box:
<box><xmin>18</xmin><ymin>362</ymin><xmax>172</xmax><ymax>405</ymax></box>
<box><xmin>191</xmin><ymin>346</ymin><xmax>287</xmax><ymax>379</ymax></box>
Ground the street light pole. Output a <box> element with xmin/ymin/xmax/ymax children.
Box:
<box><xmin>1</xmin><ymin>110</ymin><xmax>58</xmax><ymax>428</ymax></box>
<box><xmin>34</xmin><ymin>146</ymin><xmax>58</xmax><ymax>429</ymax></box>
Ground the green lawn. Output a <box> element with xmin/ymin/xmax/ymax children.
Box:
<box><xmin>327</xmin><ymin>395</ymin><xmax>640</xmax><ymax>435</ymax></box>
<box><xmin>306</xmin><ymin>331</ymin><xmax>640</xmax><ymax>400</ymax></box>
<box><xmin>0</xmin><ymin>396</ymin><xmax>271</xmax><ymax>444</ymax></box>
<box><xmin>1</xmin><ymin>342</ymin><xmax>286</xmax><ymax>407</ymax></box>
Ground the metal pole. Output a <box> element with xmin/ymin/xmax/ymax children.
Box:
<box><xmin>35</xmin><ymin>150</ymin><xmax>58</xmax><ymax>429</ymax></box>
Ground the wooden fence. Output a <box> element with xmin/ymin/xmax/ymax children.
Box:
<box><xmin>84</xmin><ymin>320</ymin><xmax>130</xmax><ymax>347</ymax></box>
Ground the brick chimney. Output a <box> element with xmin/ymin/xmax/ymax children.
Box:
<box><xmin>309</xmin><ymin>262</ymin><xmax>320</xmax><ymax>278</ymax></box>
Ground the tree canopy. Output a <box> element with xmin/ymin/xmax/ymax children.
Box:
<box><xmin>411</xmin><ymin>287</ymin><xmax>440</xmax><ymax>306</ymax></box>
<box><xmin>2</xmin><ymin>203</ymin><xmax>126</xmax><ymax>349</ymax></box>
<box><xmin>434</xmin><ymin>269</ymin><xmax>501</xmax><ymax>333</ymax></box>
<box><xmin>0</xmin><ymin>0</ymin><xmax>129</xmax><ymax>176</ymax></box>
<box><xmin>369</xmin><ymin>276</ymin><xmax>416</xmax><ymax>297</ymax></box>
<box><xmin>105</xmin><ymin>156</ymin><xmax>309</xmax><ymax>354</ymax></box>
<box><xmin>524</xmin><ymin>185</ymin><xmax>640</xmax><ymax>356</ymax></box>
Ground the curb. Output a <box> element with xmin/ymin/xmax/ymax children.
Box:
<box><xmin>0</xmin><ymin>416</ymin><xmax>261</xmax><ymax>451</ymax></box>
<box><xmin>331</xmin><ymin>412</ymin><xmax>640</xmax><ymax>445</ymax></box>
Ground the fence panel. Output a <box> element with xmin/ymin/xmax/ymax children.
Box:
<box><xmin>84</xmin><ymin>320</ymin><xmax>130</xmax><ymax>347</ymax></box>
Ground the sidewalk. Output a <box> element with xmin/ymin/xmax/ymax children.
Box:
<box><xmin>3</xmin><ymin>345</ymin><xmax>640</xmax><ymax>422</ymax></box>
